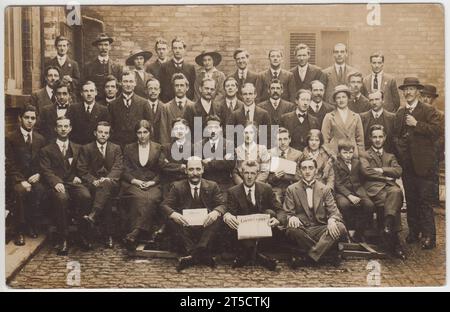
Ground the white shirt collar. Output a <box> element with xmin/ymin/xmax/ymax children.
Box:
<box><xmin>372</xmin><ymin>146</ymin><xmax>384</xmax><ymax>154</ymax></box>
<box><xmin>238</xmin><ymin>68</ymin><xmax>248</xmax><ymax>78</ymax></box>
<box><xmin>372</xmin><ymin>70</ymin><xmax>383</xmax><ymax>77</ymax></box>
<box><xmin>96</xmin><ymin>141</ymin><xmax>107</xmax><ymax>150</ymax></box>
<box><xmin>176</xmin><ymin>139</ymin><xmax>186</xmax><ymax>146</ymax></box>
<box><xmin>106</xmin><ymin>97</ymin><xmax>116</xmax><ymax>103</ymax></box>
<box><xmin>242</xmin><ymin>141</ymin><xmax>257</xmax><ymax>152</ymax></box>
<box><xmin>98</xmin><ymin>55</ymin><xmax>109</xmax><ymax>63</ymax></box>
<box><xmin>201</xmin><ymin>98</ymin><xmax>212</xmax><ymax>111</ymax></box>
<box><xmin>334</xmin><ymin>63</ymin><xmax>346</xmax><ymax>72</ymax></box>
<box><xmin>311</xmin><ymin>101</ymin><xmax>323</xmax><ymax>111</ymax></box>
<box><xmin>46</xmin><ymin>85</ymin><xmax>53</xmax><ymax>99</ymax></box>
<box><xmin>173</xmin><ymin>58</ymin><xmax>184</xmax><ymax>64</ymax></box>
<box><xmin>189</xmin><ymin>182</ymin><xmax>201</xmax><ymax>191</ymax></box>
<box><xmin>371</xmin><ymin>108</ymin><xmax>384</xmax><ymax>118</ymax></box>
<box><xmin>298</xmin><ymin>64</ymin><xmax>308</xmax><ymax>74</ymax></box>
<box><xmin>296</xmin><ymin>108</ymin><xmax>307</xmax><ymax>116</ymax></box>
<box><xmin>56</xmin><ymin>139</ymin><xmax>69</xmax><ymax>149</ymax></box>
<box><xmin>84</xmin><ymin>102</ymin><xmax>94</xmax><ymax>109</ymax></box>
<box><xmin>278</xmin><ymin>147</ymin><xmax>290</xmax><ymax>156</ymax></box>
<box><xmin>406</xmin><ymin>99</ymin><xmax>419</xmax><ymax>111</ymax></box>
<box><xmin>243</xmin><ymin>184</ymin><xmax>255</xmax><ymax>194</ymax></box>
<box><xmin>57</xmin><ymin>54</ymin><xmax>67</xmax><ymax>64</ymax></box>
<box><xmin>175</xmin><ymin>96</ymin><xmax>187</xmax><ymax>106</ymax></box>
<box><xmin>270</xmin><ymin>98</ymin><xmax>280</xmax><ymax>108</ymax></box>
<box><xmin>20</xmin><ymin>127</ymin><xmax>32</xmax><ymax>139</ymax></box>
<box><xmin>245</xmin><ymin>103</ymin><xmax>256</xmax><ymax>112</ymax></box>
<box><xmin>123</xmin><ymin>93</ymin><xmax>134</xmax><ymax>101</ymax></box>
<box><xmin>270</xmin><ymin>68</ymin><xmax>281</xmax><ymax>76</ymax></box>
<box><xmin>226</xmin><ymin>97</ymin><xmax>237</xmax><ymax>108</ymax></box>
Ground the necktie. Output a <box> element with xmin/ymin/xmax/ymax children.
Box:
<box><xmin>246</xmin><ymin>188</ymin><xmax>253</xmax><ymax>205</ymax></box>
<box><xmin>376</xmin><ymin>150</ymin><xmax>382</xmax><ymax>158</ymax></box>
<box><xmin>61</xmin><ymin>142</ymin><xmax>67</xmax><ymax>157</ymax></box>
<box><xmin>245</xmin><ymin>109</ymin><xmax>250</xmax><ymax>121</ymax></box>
<box><xmin>374</xmin><ymin>74</ymin><xmax>379</xmax><ymax>90</ymax></box>
<box><xmin>227</xmin><ymin>101</ymin><xmax>233</xmax><ymax>110</ymax></box>
<box><xmin>298</xmin><ymin>113</ymin><xmax>305</xmax><ymax>123</ymax></box>
<box><xmin>151</xmin><ymin>103</ymin><xmax>156</xmax><ymax>113</ymax></box>
<box><xmin>193</xmin><ymin>187</ymin><xmax>200</xmax><ymax>201</ymax></box>
<box><xmin>25</xmin><ymin>133</ymin><xmax>31</xmax><ymax>148</ymax></box>
<box><xmin>50</xmin><ymin>91</ymin><xmax>56</xmax><ymax>103</ymax></box>
<box><xmin>374</xmin><ymin>112</ymin><xmax>379</xmax><ymax>119</ymax></box>
<box><xmin>125</xmin><ymin>99</ymin><xmax>131</xmax><ymax>108</ymax></box>
<box><xmin>338</xmin><ymin>66</ymin><xmax>343</xmax><ymax>82</ymax></box>
<box><xmin>280</xmin><ymin>151</ymin><xmax>285</xmax><ymax>158</ymax></box>
<box><xmin>273</xmin><ymin>71</ymin><xmax>278</xmax><ymax>79</ymax></box>
<box><xmin>100</xmin><ymin>145</ymin><xmax>105</xmax><ymax>157</ymax></box>
<box><xmin>211</xmin><ymin>143</ymin><xmax>216</xmax><ymax>153</ymax></box>
<box><xmin>86</xmin><ymin>105</ymin><xmax>91</xmax><ymax>114</ymax></box>
<box><xmin>177</xmin><ymin>101</ymin><xmax>183</xmax><ymax>110</ymax></box>
<box><xmin>178</xmin><ymin>144</ymin><xmax>183</xmax><ymax>153</ymax></box>
<box><xmin>316</xmin><ymin>103</ymin><xmax>320</xmax><ymax>112</ymax></box>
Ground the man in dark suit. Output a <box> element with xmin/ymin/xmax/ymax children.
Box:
<box><xmin>256</xmin><ymin>49</ymin><xmax>296</xmax><ymax>103</ymax></box>
<box><xmin>84</xmin><ymin>33</ymin><xmax>123</xmax><ymax>101</ymax></box>
<box><xmin>46</xmin><ymin>35</ymin><xmax>80</xmax><ymax>97</ymax></box>
<box><xmin>290</xmin><ymin>43</ymin><xmax>327</xmax><ymax>92</ymax></box>
<box><xmin>360</xmin><ymin>90</ymin><xmax>395</xmax><ymax>153</ymax></box>
<box><xmin>69</xmin><ymin>81</ymin><xmax>110</xmax><ymax>145</ymax></box>
<box><xmin>146</xmin><ymin>38</ymin><xmax>169</xmax><ymax>79</ymax></box>
<box><xmin>109</xmin><ymin>71</ymin><xmax>151</xmax><ymax>148</ymax></box>
<box><xmin>393</xmin><ymin>77</ymin><xmax>440</xmax><ymax>249</ymax></box>
<box><xmin>231</xmin><ymin>48</ymin><xmax>259</xmax><ymax>100</ymax></box>
<box><xmin>213</xmin><ymin>77</ymin><xmax>244</xmax><ymax>129</ymax></box>
<box><xmin>39</xmin><ymin>80</ymin><xmax>73</xmax><ymax>141</ymax></box>
<box><xmin>78</xmin><ymin>121</ymin><xmax>124</xmax><ymax>248</ymax></box>
<box><xmin>98</xmin><ymin>75</ymin><xmax>120</xmax><ymax>108</ymax></box>
<box><xmin>30</xmin><ymin>65</ymin><xmax>60</xmax><ymax>114</ymax></box>
<box><xmin>125</xmin><ymin>49</ymin><xmax>154</xmax><ymax>98</ymax></box>
<box><xmin>161</xmin><ymin>157</ymin><xmax>225</xmax><ymax>271</ymax></box>
<box><xmin>280</xmin><ymin>89</ymin><xmax>320</xmax><ymax>151</ymax></box>
<box><xmin>281</xmin><ymin>158</ymin><xmax>347</xmax><ymax>267</ymax></box>
<box><xmin>223</xmin><ymin>160</ymin><xmax>282</xmax><ymax>271</ymax></box>
<box><xmin>360</xmin><ymin>125</ymin><xmax>406</xmax><ymax>259</ymax></box>
<box><xmin>159</xmin><ymin>37</ymin><xmax>196</xmax><ymax>102</ymax></box>
<box><xmin>6</xmin><ymin>105</ymin><xmax>47</xmax><ymax>246</ymax></box>
<box><xmin>308</xmin><ymin>80</ymin><xmax>334</xmax><ymax>128</ymax></box>
<box><xmin>348</xmin><ymin>72</ymin><xmax>371</xmax><ymax>114</ymax></box>
<box><xmin>40</xmin><ymin>116</ymin><xmax>91</xmax><ymax>256</ymax></box>
<box><xmin>145</xmin><ymin>78</ymin><xmax>163</xmax><ymax>143</ymax></box>
<box><xmin>257</xmin><ymin>78</ymin><xmax>296</xmax><ymax>148</ymax></box>
<box><xmin>362</xmin><ymin>52</ymin><xmax>400</xmax><ymax>113</ymax></box>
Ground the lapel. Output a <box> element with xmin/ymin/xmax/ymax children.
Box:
<box><xmin>304</xmin><ymin>65</ymin><xmax>314</xmax><ymax>83</ymax></box>
<box><xmin>103</xmin><ymin>142</ymin><xmax>113</xmax><ymax>168</ymax></box>
<box><xmin>292</xmin><ymin>67</ymin><xmax>301</xmax><ymax>84</ymax></box>
<box><xmin>337</xmin><ymin>157</ymin><xmax>350</xmax><ymax>173</ymax></box>
<box><xmin>368</xmin><ymin>148</ymin><xmax>382</xmax><ymax>167</ymax></box>
<box><xmin>30</xmin><ymin>132</ymin><xmax>40</xmax><ymax>160</ymax></box>
<box><xmin>254</xmin><ymin>183</ymin><xmax>263</xmax><ymax>211</ymax></box>
<box><xmin>50</xmin><ymin>142</ymin><xmax>65</xmax><ymax>166</ymax></box>
<box><xmin>199</xmin><ymin>179</ymin><xmax>209</xmax><ymax>208</ymax></box>
<box><xmin>297</xmin><ymin>182</ymin><xmax>313</xmax><ymax>220</ymax></box>
<box><xmin>350</xmin><ymin>157</ymin><xmax>359</xmax><ymax>175</ymax></box>
<box><xmin>183</xmin><ymin>180</ymin><xmax>193</xmax><ymax>208</ymax></box>
<box><xmin>312</xmin><ymin>181</ymin><xmax>322</xmax><ymax>213</ymax></box>
<box><xmin>238</xmin><ymin>184</ymin><xmax>250</xmax><ymax>212</ymax></box>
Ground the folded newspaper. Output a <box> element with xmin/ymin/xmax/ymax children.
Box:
<box><xmin>237</xmin><ymin>214</ymin><xmax>272</xmax><ymax>240</ymax></box>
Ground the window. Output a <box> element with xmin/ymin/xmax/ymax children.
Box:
<box><xmin>4</xmin><ymin>7</ymin><xmax>23</xmax><ymax>94</ymax></box>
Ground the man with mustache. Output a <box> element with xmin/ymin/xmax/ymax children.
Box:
<box><xmin>30</xmin><ymin>66</ymin><xmax>60</xmax><ymax>115</ymax></box>
<box><xmin>307</xmin><ymin>80</ymin><xmax>334</xmax><ymax>129</ymax></box>
<box><xmin>145</xmin><ymin>78</ymin><xmax>163</xmax><ymax>143</ymax></box>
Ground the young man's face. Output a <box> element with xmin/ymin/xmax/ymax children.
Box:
<box><xmin>242</xmin><ymin>166</ymin><xmax>258</xmax><ymax>188</ymax></box>
<box><xmin>242</xmin><ymin>85</ymin><xmax>256</xmax><ymax>106</ymax></box>
<box><xmin>81</xmin><ymin>83</ymin><xmax>97</xmax><ymax>104</ymax></box>
<box><xmin>368</xmin><ymin>92</ymin><xmax>384</xmax><ymax>112</ymax></box>
<box><xmin>172</xmin><ymin>41</ymin><xmax>185</xmax><ymax>60</ymax></box>
<box><xmin>155</xmin><ymin>43</ymin><xmax>168</xmax><ymax>60</ymax></box>
<box><xmin>146</xmin><ymin>80</ymin><xmax>161</xmax><ymax>101</ymax></box>
<box><xmin>370</xmin><ymin>56</ymin><xmax>384</xmax><ymax>74</ymax></box>
<box><xmin>339</xmin><ymin>148</ymin><xmax>354</xmax><ymax>162</ymax></box>
<box><xmin>20</xmin><ymin>111</ymin><xmax>37</xmax><ymax>132</ymax></box>
<box><xmin>122</xmin><ymin>74</ymin><xmax>136</xmax><ymax>94</ymax></box>
<box><xmin>296</xmin><ymin>49</ymin><xmax>310</xmax><ymax>67</ymax></box>
<box><xmin>370</xmin><ymin>129</ymin><xmax>386</xmax><ymax>150</ymax></box>
<box><xmin>333</xmin><ymin>44</ymin><xmax>347</xmax><ymax>65</ymax></box>
<box><xmin>104</xmin><ymin>80</ymin><xmax>118</xmax><ymax>99</ymax></box>
<box><xmin>55</xmin><ymin>87</ymin><xmax>70</xmax><ymax>107</ymax></box>
<box><xmin>95</xmin><ymin>125</ymin><xmax>111</xmax><ymax>145</ymax></box>
<box><xmin>97</xmin><ymin>41</ymin><xmax>111</xmax><ymax>57</ymax></box>
<box><xmin>277</xmin><ymin>132</ymin><xmax>291</xmax><ymax>151</ymax></box>
<box><xmin>235</xmin><ymin>51</ymin><xmax>248</xmax><ymax>70</ymax></box>
<box><xmin>296</xmin><ymin>92</ymin><xmax>311</xmax><ymax>112</ymax></box>
<box><xmin>224</xmin><ymin>80</ymin><xmax>238</xmax><ymax>98</ymax></box>
<box><xmin>133</xmin><ymin>56</ymin><xmax>145</xmax><ymax>70</ymax></box>
<box><xmin>55</xmin><ymin>119</ymin><xmax>72</xmax><ymax>139</ymax></box>
<box><xmin>300</xmin><ymin>160</ymin><xmax>317</xmax><ymax>182</ymax></box>
<box><xmin>173</xmin><ymin>79</ymin><xmax>188</xmax><ymax>98</ymax></box>
<box><xmin>46</xmin><ymin>69</ymin><xmax>60</xmax><ymax>88</ymax></box>
<box><xmin>269</xmin><ymin>51</ymin><xmax>282</xmax><ymax>68</ymax></box>
<box><xmin>56</xmin><ymin>40</ymin><xmax>69</xmax><ymax>56</ymax></box>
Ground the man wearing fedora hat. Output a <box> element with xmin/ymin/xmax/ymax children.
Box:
<box><xmin>84</xmin><ymin>33</ymin><xmax>123</xmax><ymax>101</ymax></box>
<box><xmin>393</xmin><ymin>77</ymin><xmax>440</xmax><ymax>249</ymax></box>
<box><xmin>193</xmin><ymin>51</ymin><xmax>226</xmax><ymax>103</ymax></box>
<box><xmin>126</xmin><ymin>49</ymin><xmax>154</xmax><ymax>98</ymax></box>
<box><xmin>231</xmin><ymin>49</ymin><xmax>258</xmax><ymax>101</ymax></box>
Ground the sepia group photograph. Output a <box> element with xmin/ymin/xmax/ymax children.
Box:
<box><xmin>1</xmin><ymin>0</ymin><xmax>447</xmax><ymax>292</ymax></box>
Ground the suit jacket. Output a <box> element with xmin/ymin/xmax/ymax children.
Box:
<box><xmin>40</xmin><ymin>141</ymin><xmax>81</xmax><ymax>187</ymax></box>
<box><xmin>122</xmin><ymin>141</ymin><xmax>165</xmax><ymax>184</ymax></box>
<box><xmin>193</xmin><ymin>68</ymin><xmax>226</xmax><ymax>103</ymax></box>
<box><xmin>308</xmin><ymin>101</ymin><xmax>335</xmax><ymax>129</ymax></box>
<box><xmin>161</xmin><ymin>140</ymin><xmax>192</xmax><ymax>183</ymax></box>
<box><xmin>133</xmin><ymin>70</ymin><xmax>154</xmax><ymax>99</ymax></box>
<box><xmin>348</xmin><ymin>94</ymin><xmax>371</xmax><ymax>114</ymax></box>
<box><xmin>30</xmin><ymin>88</ymin><xmax>54</xmax><ymax>114</ymax></box>
<box><xmin>39</xmin><ymin>104</ymin><xmax>74</xmax><ymax>141</ymax></box>
<box><xmin>213</xmin><ymin>97</ymin><xmax>244</xmax><ymax>128</ymax></box>
<box><xmin>159</xmin><ymin>98</ymin><xmax>194</xmax><ymax>144</ymax></box>
<box><xmin>159</xmin><ymin>59</ymin><xmax>196</xmax><ymax>102</ymax></box>
<box><xmin>5</xmin><ymin>129</ymin><xmax>46</xmax><ymax>184</ymax></box>
<box><xmin>362</xmin><ymin>72</ymin><xmax>400</xmax><ymax>113</ymax></box>
<box><xmin>321</xmin><ymin>109</ymin><xmax>365</xmax><ymax>156</ymax></box>
<box><xmin>47</xmin><ymin>56</ymin><xmax>80</xmax><ymax>92</ymax></box>
<box><xmin>267</xmin><ymin>147</ymin><xmax>302</xmax><ymax>188</ymax></box>
<box><xmin>255</xmin><ymin>69</ymin><xmax>297</xmax><ymax>103</ymax></box>
<box><xmin>147</xmin><ymin>100</ymin><xmax>163</xmax><ymax>143</ymax></box>
<box><xmin>322</xmin><ymin>64</ymin><xmax>358</xmax><ymax>103</ymax></box>
<box><xmin>298</xmin><ymin>147</ymin><xmax>335</xmax><ymax>190</ymax></box>
<box><xmin>280</xmin><ymin>112</ymin><xmax>320</xmax><ymax>151</ymax></box>
<box><xmin>231</xmin><ymin>69</ymin><xmax>259</xmax><ymax>100</ymax></box>
<box><xmin>333</xmin><ymin>156</ymin><xmax>366</xmax><ymax>197</ymax></box>
<box><xmin>360</xmin><ymin>109</ymin><xmax>395</xmax><ymax>153</ymax></box>
<box><xmin>182</xmin><ymin>99</ymin><xmax>219</xmax><ymax>138</ymax></box>
<box><xmin>393</xmin><ymin>101</ymin><xmax>440</xmax><ymax>177</ymax></box>
<box><xmin>281</xmin><ymin>180</ymin><xmax>343</xmax><ymax>227</ymax></box>
<box><xmin>257</xmin><ymin>99</ymin><xmax>296</xmax><ymax>127</ymax></box>
<box><xmin>69</xmin><ymin>102</ymin><xmax>110</xmax><ymax>145</ymax></box>
<box><xmin>146</xmin><ymin>60</ymin><xmax>165</xmax><ymax>80</ymax></box>
<box><xmin>227</xmin><ymin>105</ymin><xmax>271</xmax><ymax>128</ymax></box>
<box><xmin>108</xmin><ymin>93</ymin><xmax>151</xmax><ymax>147</ymax></box>
<box><xmin>77</xmin><ymin>141</ymin><xmax>124</xmax><ymax>185</ymax></box>
<box><xmin>290</xmin><ymin>63</ymin><xmax>327</xmax><ymax>92</ymax></box>
<box><xmin>84</xmin><ymin>58</ymin><xmax>123</xmax><ymax>100</ymax></box>
<box><xmin>360</xmin><ymin>148</ymin><xmax>402</xmax><ymax>197</ymax></box>
<box><xmin>226</xmin><ymin>182</ymin><xmax>281</xmax><ymax>217</ymax></box>
<box><xmin>161</xmin><ymin>178</ymin><xmax>226</xmax><ymax>217</ymax></box>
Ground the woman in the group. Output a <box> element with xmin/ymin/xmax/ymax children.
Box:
<box><xmin>121</xmin><ymin>120</ymin><xmax>166</xmax><ymax>250</ymax></box>
<box><xmin>297</xmin><ymin>129</ymin><xmax>335</xmax><ymax>190</ymax></box>
<box><xmin>233</xmin><ymin>121</ymin><xmax>271</xmax><ymax>184</ymax></box>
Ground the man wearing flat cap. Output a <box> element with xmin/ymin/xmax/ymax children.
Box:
<box><xmin>393</xmin><ymin>77</ymin><xmax>440</xmax><ymax>250</ymax></box>
<box><xmin>126</xmin><ymin>49</ymin><xmax>154</xmax><ymax>98</ymax></box>
<box><xmin>84</xmin><ymin>33</ymin><xmax>123</xmax><ymax>101</ymax></box>
<box><xmin>193</xmin><ymin>51</ymin><xmax>226</xmax><ymax>103</ymax></box>
<box><xmin>231</xmin><ymin>49</ymin><xmax>258</xmax><ymax>100</ymax></box>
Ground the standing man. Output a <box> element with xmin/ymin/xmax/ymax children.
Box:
<box><xmin>290</xmin><ymin>43</ymin><xmax>326</xmax><ymax>92</ymax></box>
<box><xmin>194</xmin><ymin>51</ymin><xmax>226</xmax><ymax>103</ymax></box>
<box><xmin>347</xmin><ymin>72</ymin><xmax>371</xmax><ymax>114</ymax></box>
<box><xmin>145</xmin><ymin>78</ymin><xmax>163</xmax><ymax>143</ymax></box>
<box><xmin>84</xmin><ymin>33</ymin><xmax>123</xmax><ymax>101</ymax></box>
<box><xmin>98</xmin><ymin>75</ymin><xmax>120</xmax><ymax>108</ymax></box>
<box><xmin>30</xmin><ymin>66</ymin><xmax>60</xmax><ymax>114</ymax></box>
<box><xmin>159</xmin><ymin>37</ymin><xmax>196</xmax><ymax>102</ymax></box>
<box><xmin>393</xmin><ymin>77</ymin><xmax>440</xmax><ymax>249</ymax></box>
<box><xmin>360</xmin><ymin>90</ymin><xmax>395</xmax><ymax>153</ymax></box>
<box><xmin>323</xmin><ymin>43</ymin><xmax>358</xmax><ymax>103</ymax></box>
<box><xmin>231</xmin><ymin>48</ymin><xmax>258</xmax><ymax>99</ymax></box>
<box><xmin>280</xmin><ymin>89</ymin><xmax>320</xmax><ymax>151</ymax></box>
<box><xmin>214</xmin><ymin>76</ymin><xmax>244</xmax><ymax>129</ymax></box>
<box><xmin>125</xmin><ymin>49</ymin><xmax>154</xmax><ymax>98</ymax></box>
<box><xmin>255</xmin><ymin>49</ymin><xmax>296</xmax><ymax>103</ymax></box>
<box><xmin>108</xmin><ymin>71</ymin><xmax>151</xmax><ymax>148</ymax></box>
<box><xmin>362</xmin><ymin>52</ymin><xmax>400</xmax><ymax>113</ymax></box>
<box><xmin>69</xmin><ymin>80</ymin><xmax>110</xmax><ymax>145</ymax></box>
<box><xmin>146</xmin><ymin>38</ymin><xmax>169</xmax><ymax>79</ymax></box>
<box><xmin>6</xmin><ymin>105</ymin><xmax>47</xmax><ymax>246</ymax></box>
<box><xmin>308</xmin><ymin>80</ymin><xmax>334</xmax><ymax>129</ymax></box>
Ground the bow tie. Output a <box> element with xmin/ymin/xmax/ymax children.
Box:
<box><xmin>304</xmin><ymin>181</ymin><xmax>315</xmax><ymax>189</ymax></box>
<box><xmin>57</xmin><ymin>105</ymin><xmax>67</xmax><ymax>110</ymax></box>
<box><xmin>297</xmin><ymin>113</ymin><xmax>306</xmax><ymax>118</ymax></box>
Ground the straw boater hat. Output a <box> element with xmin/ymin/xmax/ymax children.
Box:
<box><xmin>398</xmin><ymin>77</ymin><xmax>424</xmax><ymax>90</ymax></box>
<box><xmin>126</xmin><ymin>49</ymin><xmax>153</xmax><ymax>66</ymax></box>
<box><xmin>195</xmin><ymin>51</ymin><xmax>222</xmax><ymax>67</ymax></box>
<box><xmin>332</xmin><ymin>85</ymin><xmax>352</xmax><ymax>101</ymax></box>
<box><xmin>420</xmin><ymin>84</ymin><xmax>439</xmax><ymax>98</ymax></box>
<box><xmin>92</xmin><ymin>33</ymin><xmax>114</xmax><ymax>46</ymax></box>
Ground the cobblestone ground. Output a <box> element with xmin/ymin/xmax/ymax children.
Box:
<box><xmin>8</xmin><ymin>212</ymin><xmax>445</xmax><ymax>289</ymax></box>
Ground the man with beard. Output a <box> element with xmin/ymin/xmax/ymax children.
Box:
<box><xmin>290</xmin><ymin>43</ymin><xmax>326</xmax><ymax>91</ymax></box>
<box><xmin>307</xmin><ymin>80</ymin><xmax>334</xmax><ymax>128</ymax></box>
<box><xmin>126</xmin><ymin>49</ymin><xmax>154</xmax><ymax>98</ymax></box>
<box><xmin>231</xmin><ymin>49</ymin><xmax>258</xmax><ymax>100</ymax></box>
<box><xmin>98</xmin><ymin>75</ymin><xmax>120</xmax><ymax>108</ymax></box>
<box><xmin>30</xmin><ymin>66</ymin><xmax>60</xmax><ymax>114</ymax></box>
<box><xmin>145</xmin><ymin>78</ymin><xmax>163</xmax><ymax>143</ymax></box>
<box><xmin>146</xmin><ymin>38</ymin><xmax>169</xmax><ymax>79</ymax></box>
<box><xmin>347</xmin><ymin>72</ymin><xmax>371</xmax><ymax>114</ymax></box>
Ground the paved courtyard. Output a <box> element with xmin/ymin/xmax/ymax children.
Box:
<box><xmin>7</xmin><ymin>211</ymin><xmax>446</xmax><ymax>289</ymax></box>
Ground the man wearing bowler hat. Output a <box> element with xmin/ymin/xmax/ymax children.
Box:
<box><xmin>126</xmin><ymin>49</ymin><xmax>154</xmax><ymax>98</ymax></box>
<box><xmin>393</xmin><ymin>77</ymin><xmax>440</xmax><ymax>249</ymax></box>
<box><xmin>84</xmin><ymin>33</ymin><xmax>123</xmax><ymax>100</ymax></box>
<box><xmin>193</xmin><ymin>51</ymin><xmax>226</xmax><ymax>103</ymax></box>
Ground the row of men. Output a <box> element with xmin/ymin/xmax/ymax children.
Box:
<box><xmin>6</xmin><ymin>101</ymin><xmax>406</xmax><ymax>270</ymax></box>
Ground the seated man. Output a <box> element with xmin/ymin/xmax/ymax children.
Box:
<box><xmin>360</xmin><ymin>125</ymin><xmax>406</xmax><ymax>259</ymax></box>
<box><xmin>78</xmin><ymin>121</ymin><xmax>124</xmax><ymax>248</ymax></box>
<box><xmin>267</xmin><ymin>127</ymin><xmax>302</xmax><ymax>203</ymax></box>
<box><xmin>40</xmin><ymin>116</ymin><xmax>91</xmax><ymax>256</ymax></box>
<box><xmin>334</xmin><ymin>139</ymin><xmax>375</xmax><ymax>242</ymax></box>
<box><xmin>161</xmin><ymin>157</ymin><xmax>225</xmax><ymax>272</ymax></box>
<box><xmin>282</xmin><ymin>158</ymin><xmax>347</xmax><ymax>267</ymax></box>
<box><xmin>224</xmin><ymin>160</ymin><xmax>282</xmax><ymax>271</ymax></box>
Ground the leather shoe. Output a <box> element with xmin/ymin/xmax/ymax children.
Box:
<box><xmin>176</xmin><ymin>255</ymin><xmax>195</xmax><ymax>272</ymax></box>
<box><xmin>201</xmin><ymin>256</ymin><xmax>216</xmax><ymax>268</ymax></box>
<box><xmin>57</xmin><ymin>240</ymin><xmax>69</xmax><ymax>256</ymax></box>
<box><xmin>406</xmin><ymin>233</ymin><xmax>420</xmax><ymax>244</ymax></box>
<box><xmin>79</xmin><ymin>236</ymin><xmax>92</xmax><ymax>251</ymax></box>
<box><xmin>28</xmin><ymin>226</ymin><xmax>38</xmax><ymax>239</ymax></box>
<box><xmin>421</xmin><ymin>237</ymin><xmax>436</xmax><ymax>250</ymax></box>
<box><xmin>106</xmin><ymin>236</ymin><xmax>114</xmax><ymax>249</ymax></box>
<box><xmin>289</xmin><ymin>256</ymin><xmax>303</xmax><ymax>269</ymax></box>
<box><xmin>83</xmin><ymin>214</ymin><xmax>96</xmax><ymax>227</ymax></box>
<box><xmin>14</xmin><ymin>233</ymin><xmax>26</xmax><ymax>246</ymax></box>
<box><xmin>123</xmin><ymin>236</ymin><xmax>137</xmax><ymax>252</ymax></box>
<box><xmin>232</xmin><ymin>256</ymin><xmax>249</xmax><ymax>268</ymax></box>
<box><xmin>393</xmin><ymin>244</ymin><xmax>407</xmax><ymax>260</ymax></box>
<box><xmin>256</xmin><ymin>253</ymin><xmax>277</xmax><ymax>271</ymax></box>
